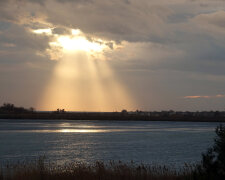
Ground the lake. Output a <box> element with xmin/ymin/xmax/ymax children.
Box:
<box><xmin>0</xmin><ymin>119</ymin><xmax>221</xmax><ymax>167</ymax></box>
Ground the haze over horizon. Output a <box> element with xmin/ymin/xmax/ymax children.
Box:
<box><xmin>0</xmin><ymin>0</ymin><xmax>225</xmax><ymax>111</ymax></box>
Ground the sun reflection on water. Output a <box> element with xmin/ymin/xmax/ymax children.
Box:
<box><xmin>59</xmin><ymin>129</ymin><xmax>108</xmax><ymax>133</ymax></box>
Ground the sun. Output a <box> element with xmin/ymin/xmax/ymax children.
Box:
<box><xmin>51</xmin><ymin>29</ymin><xmax>107</xmax><ymax>53</ymax></box>
<box><xmin>57</xmin><ymin>35</ymin><xmax>104</xmax><ymax>52</ymax></box>
<box><xmin>32</xmin><ymin>28</ymin><xmax>107</xmax><ymax>54</ymax></box>
<box><xmin>32</xmin><ymin>28</ymin><xmax>113</xmax><ymax>59</ymax></box>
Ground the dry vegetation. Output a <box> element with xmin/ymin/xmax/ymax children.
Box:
<box><xmin>0</xmin><ymin>158</ymin><xmax>196</xmax><ymax>180</ymax></box>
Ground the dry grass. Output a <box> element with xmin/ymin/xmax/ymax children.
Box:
<box><xmin>0</xmin><ymin>157</ymin><xmax>197</xmax><ymax>180</ymax></box>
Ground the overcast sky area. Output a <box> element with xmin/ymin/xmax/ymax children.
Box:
<box><xmin>0</xmin><ymin>0</ymin><xmax>225</xmax><ymax>111</ymax></box>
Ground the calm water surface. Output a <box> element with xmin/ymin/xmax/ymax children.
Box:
<box><xmin>0</xmin><ymin>119</ymin><xmax>221</xmax><ymax>166</ymax></box>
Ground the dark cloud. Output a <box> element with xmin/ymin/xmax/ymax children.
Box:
<box><xmin>192</xmin><ymin>11</ymin><xmax>225</xmax><ymax>33</ymax></box>
<box><xmin>56</xmin><ymin>0</ymin><xmax>93</xmax><ymax>4</ymax></box>
<box><xmin>52</xmin><ymin>27</ymin><xmax>71</xmax><ymax>35</ymax></box>
<box><xmin>0</xmin><ymin>23</ymin><xmax>51</xmax><ymax>66</ymax></box>
<box><xmin>3</xmin><ymin>26</ymin><xmax>49</xmax><ymax>50</ymax></box>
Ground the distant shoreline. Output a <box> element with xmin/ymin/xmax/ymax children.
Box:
<box><xmin>0</xmin><ymin>112</ymin><xmax>225</xmax><ymax>122</ymax></box>
<box><xmin>1</xmin><ymin>103</ymin><xmax>225</xmax><ymax>122</ymax></box>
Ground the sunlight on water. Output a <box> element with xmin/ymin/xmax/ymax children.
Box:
<box><xmin>59</xmin><ymin>129</ymin><xmax>108</xmax><ymax>133</ymax></box>
<box><xmin>0</xmin><ymin>127</ymin><xmax>215</xmax><ymax>133</ymax></box>
<box><xmin>0</xmin><ymin>120</ymin><xmax>221</xmax><ymax>166</ymax></box>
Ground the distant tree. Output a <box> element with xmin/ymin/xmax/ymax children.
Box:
<box><xmin>29</xmin><ymin>107</ymin><xmax>35</xmax><ymax>112</ymax></box>
<box><xmin>196</xmin><ymin>125</ymin><xmax>225</xmax><ymax>179</ymax></box>
<box><xmin>0</xmin><ymin>103</ymin><xmax>30</xmax><ymax>113</ymax></box>
<box><xmin>2</xmin><ymin>103</ymin><xmax>15</xmax><ymax>111</ymax></box>
<box><xmin>55</xmin><ymin>108</ymin><xmax>66</xmax><ymax>113</ymax></box>
<box><xmin>121</xmin><ymin>109</ymin><xmax>128</xmax><ymax>114</ymax></box>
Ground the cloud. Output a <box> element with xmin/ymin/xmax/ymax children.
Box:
<box><xmin>184</xmin><ymin>95</ymin><xmax>210</xmax><ymax>99</ymax></box>
<box><xmin>52</xmin><ymin>27</ymin><xmax>71</xmax><ymax>35</ymax></box>
<box><xmin>0</xmin><ymin>22</ymin><xmax>52</xmax><ymax>66</ymax></box>
<box><xmin>191</xmin><ymin>11</ymin><xmax>225</xmax><ymax>35</ymax></box>
<box><xmin>184</xmin><ymin>95</ymin><xmax>225</xmax><ymax>99</ymax></box>
<box><xmin>0</xmin><ymin>0</ymin><xmax>174</xmax><ymax>42</ymax></box>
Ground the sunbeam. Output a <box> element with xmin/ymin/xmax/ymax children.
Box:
<box><xmin>37</xmin><ymin>52</ymin><xmax>135</xmax><ymax>111</ymax></box>
<box><xmin>36</xmin><ymin>29</ymin><xmax>136</xmax><ymax>111</ymax></box>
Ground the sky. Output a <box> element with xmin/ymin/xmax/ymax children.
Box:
<box><xmin>0</xmin><ymin>0</ymin><xmax>225</xmax><ymax>111</ymax></box>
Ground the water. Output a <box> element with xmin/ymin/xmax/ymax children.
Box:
<box><xmin>0</xmin><ymin>119</ymin><xmax>221</xmax><ymax>166</ymax></box>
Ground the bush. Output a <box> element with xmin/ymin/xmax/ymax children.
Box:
<box><xmin>195</xmin><ymin>124</ymin><xmax>225</xmax><ymax>179</ymax></box>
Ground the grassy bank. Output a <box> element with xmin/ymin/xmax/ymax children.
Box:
<box><xmin>0</xmin><ymin>158</ymin><xmax>197</xmax><ymax>180</ymax></box>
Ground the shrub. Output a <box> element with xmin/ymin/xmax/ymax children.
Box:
<box><xmin>195</xmin><ymin>124</ymin><xmax>225</xmax><ymax>179</ymax></box>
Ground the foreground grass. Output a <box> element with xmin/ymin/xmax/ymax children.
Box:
<box><xmin>0</xmin><ymin>158</ymin><xmax>198</xmax><ymax>180</ymax></box>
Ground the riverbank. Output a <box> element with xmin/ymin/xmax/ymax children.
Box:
<box><xmin>0</xmin><ymin>111</ymin><xmax>225</xmax><ymax>122</ymax></box>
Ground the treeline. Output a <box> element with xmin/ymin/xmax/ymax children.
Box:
<box><xmin>0</xmin><ymin>103</ymin><xmax>225</xmax><ymax>122</ymax></box>
<box><xmin>0</xmin><ymin>103</ymin><xmax>35</xmax><ymax>114</ymax></box>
